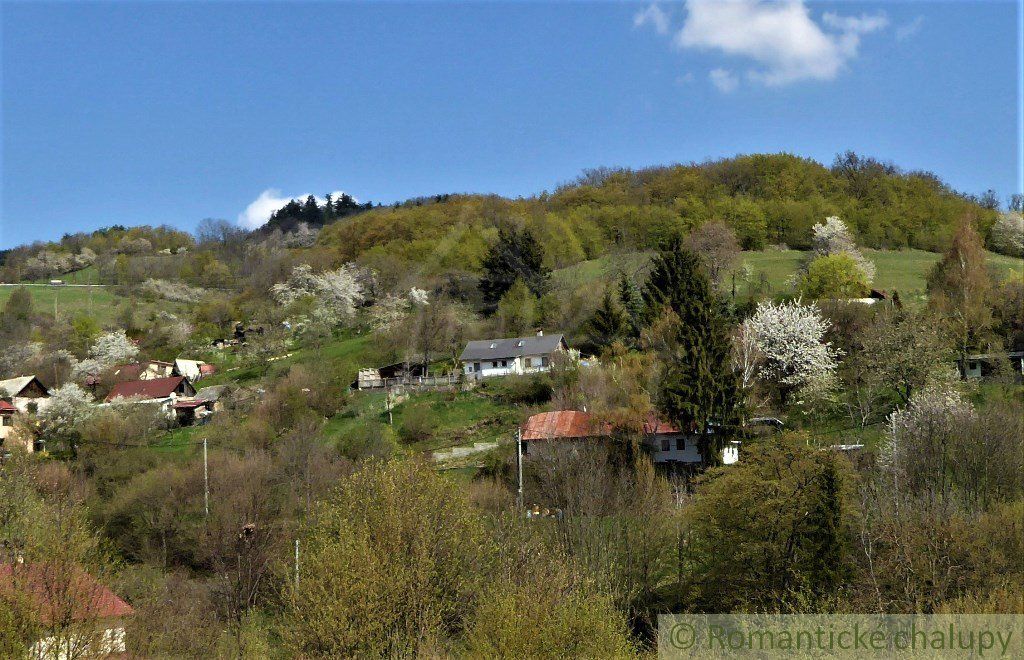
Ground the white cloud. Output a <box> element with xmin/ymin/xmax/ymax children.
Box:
<box><xmin>634</xmin><ymin>4</ymin><xmax>671</xmax><ymax>35</ymax></box>
<box><xmin>895</xmin><ymin>16</ymin><xmax>924</xmax><ymax>42</ymax></box>
<box><xmin>822</xmin><ymin>11</ymin><xmax>888</xmax><ymax>35</ymax></box>
<box><xmin>237</xmin><ymin>189</ymin><xmax>351</xmax><ymax>229</ymax></box>
<box><xmin>671</xmin><ymin>0</ymin><xmax>887</xmax><ymax>88</ymax></box>
<box><xmin>709</xmin><ymin>68</ymin><xmax>739</xmax><ymax>93</ymax></box>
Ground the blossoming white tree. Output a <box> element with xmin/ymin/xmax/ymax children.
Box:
<box><xmin>742</xmin><ymin>299</ymin><xmax>839</xmax><ymax>403</ymax></box>
<box><xmin>39</xmin><ymin>383</ymin><xmax>95</xmax><ymax>452</ymax></box>
<box><xmin>989</xmin><ymin>211</ymin><xmax>1024</xmax><ymax>257</ymax></box>
<box><xmin>808</xmin><ymin>216</ymin><xmax>876</xmax><ymax>284</ymax></box>
<box><xmin>273</xmin><ymin>264</ymin><xmax>364</xmax><ymax>323</ymax></box>
<box><xmin>882</xmin><ymin>382</ymin><xmax>975</xmax><ymax>495</ymax></box>
<box><xmin>89</xmin><ymin>330</ymin><xmax>139</xmax><ymax>365</ymax></box>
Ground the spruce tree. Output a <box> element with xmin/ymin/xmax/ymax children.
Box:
<box><xmin>586</xmin><ymin>290</ymin><xmax>627</xmax><ymax>351</ymax></box>
<box><xmin>617</xmin><ymin>272</ymin><xmax>643</xmax><ymax>339</ymax></box>
<box><xmin>643</xmin><ymin>240</ymin><xmax>741</xmax><ymax>464</ymax></box>
<box><xmin>479</xmin><ymin>227</ymin><xmax>550</xmax><ymax>307</ymax></box>
<box><xmin>802</xmin><ymin>456</ymin><xmax>846</xmax><ymax>597</ymax></box>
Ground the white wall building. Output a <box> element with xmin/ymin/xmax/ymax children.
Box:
<box><xmin>460</xmin><ymin>331</ymin><xmax>567</xmax><ymax>380</ymax></box>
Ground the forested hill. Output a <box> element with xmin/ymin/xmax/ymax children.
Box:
<box><xmin>1</xmin><ymin>152</ymin><xmax>1016</xmax><ymax>285</ymax></box>
<box><xmin>313</xmin><ymin>152</ymin><xmax>1011</xmax><ymax>278</ymax></box>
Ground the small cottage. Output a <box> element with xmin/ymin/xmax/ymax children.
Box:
<box><xmin>0</xmin><ymin>376</ymin><xmax>51</xmax><ymax>414</ymax></box>
<box><xmin>520</xmin><ymin>410</ymin><xmax>739</xmax><ymax>468</ymax></box>
<box><xmin>460</xmin><ymin>331</ymin><xmax>567</xmax><ymax>380</ymax></box>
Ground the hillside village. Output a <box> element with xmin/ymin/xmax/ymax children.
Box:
<box><xmin>1</xmin><ymin>154</ymin><xmax>1023</xmax><ymax>656</ymax></box>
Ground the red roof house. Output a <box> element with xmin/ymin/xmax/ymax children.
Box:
<box><xmin>0</xmin><ymin>563</ymin><xmax>133</xmax><ymax>625</ymax></box>
<box><xmin>105</xmin><ymin>376</ymin><xmax>195</xmax><ymax>403</ymax></box>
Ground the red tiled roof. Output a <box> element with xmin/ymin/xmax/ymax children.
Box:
<box><xmin>0</xmin><ymin>400</ymin><xmax>17</xmax><ymax>413</ymax></box>
<box><xmin>521</xmin><ymin>410</ymin><xmax>680</xmax><ymax>441</ymax></box>
<box><xmin>172</xmin><ymin>399</ymin><xmax>205</xmax><ymax>409</ymax></box>
<box><xmin>199</xmin><ymin>364</ymin><xmax>216</xmax><ymax>374</ymax></box>
<box><xmin>105</xmin><ymin>376</ymin><xmax>188</xmax><ymax>402</ymax></box>
<box><xmin>521</xmin><ymin>411</ymin><xmax>611</xmax><ymax>441</ymax></box>
<box><xmin>0</xmin><ymin>563</ymin><xmax>133</xmax><ymax>624</ymax></box>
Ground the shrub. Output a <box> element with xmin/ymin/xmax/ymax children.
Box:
<box><xmin>482</xmin><ymin>374</ymin><xmax>553</xmax><ymax>405</ymax></box>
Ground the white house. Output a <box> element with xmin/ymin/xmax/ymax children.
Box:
<box><xmin>0</xmin><ymin>375</ymin><xmax>51</xmax><ymax>414</ymax></box>
<box><xmin>460</xmin><ymin>331</ymin><xmax>567</xmax><ymax>380</ymax></box>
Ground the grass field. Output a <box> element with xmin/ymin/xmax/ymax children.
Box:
<box><xmin>0</xmin><ymin>284</ymin><xmax>124</xmax><ymax>324</ymax></box>
<box><xmin>552</xmin><ymin>248</ymin><xmax>1023</xmax><ymax>300</ymax></box>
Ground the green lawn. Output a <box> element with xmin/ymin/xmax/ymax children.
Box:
<box><xmin>738</xmin><ymin>248</ymin><xmax>1022</xmax><ymax>299</ymax></box>
<box><xmin>0</xmin><ymin>284</ymin><xmax>123</xmax><ymax>324</ymax></box>
<box><xmin>27</xmin><ymin>264</ymin><xmax>102</xmax><ymax>285</ymax></box>
<box><xmin>553</xmin><ymin>248</ymin><xmax>1022</xmax><ymax>300</ymax></box>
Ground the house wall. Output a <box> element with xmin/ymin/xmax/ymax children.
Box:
<box><xmin>642</xmin><ymin>433</ymin><xmax>703</xmax><ymax>464</ymax></box>
<box><xmin>32</xmin><ymin>624</ymin><xmax>126</xmax><ymax>659</ymax></box>
<box><xmin>462</xmin><ymin>354</ymin><xmax>553</xmax><ymax>379</ymax></box>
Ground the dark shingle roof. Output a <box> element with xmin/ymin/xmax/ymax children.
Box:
<box><xmin>459</xmin><ymin>334</ymin><xmax>565</xmax><ymax>361</ymax></box>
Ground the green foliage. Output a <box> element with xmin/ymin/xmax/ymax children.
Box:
<box><xmin>685</xmin><ymin>436</ymin><xmax>855</xmax><ymax>611</ymax></box>
<box><xmin>495</xmin><ymin>279</ymin><xmax>538</xmax><ymax>336</ymax></box>
<box><xmin>798</xmin><ymin>253</ymin><xmax>870</xmax><ymax>299</ymax></box>
<box><xmin>480</xmin><ymin>227</ymin><xmax>551</xmax><ymax>306</ymax></box>
<box><xmin>285</xmin><ymin>460</ymin><xmax>492</xmax><ymax>657</ymax></box>
<box><xmin>586</xmin><ymin>289</ymin><xmax>628</xmax><ymax>352</ymax></box>
<box><xmin>481</xmin><ymin>373</ymin><xmax>553</xmax><ymax>405</ymax></box>
<box><xmin>643</xmin><ymin>242</ymin><xmax>741</xmax><ymax>462</ymax></box>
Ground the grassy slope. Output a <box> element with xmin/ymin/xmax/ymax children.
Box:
<box><xmin>551</xmin><ymin>248</ymin><xmax>1023</xmax><ymax>299</ymax></box>
<box><xmin>0</xmin><ymin>284</ymin><xmax>126</xmax><ymax>325</ymax></box>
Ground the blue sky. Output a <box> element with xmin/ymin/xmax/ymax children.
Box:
<box><xmin>1</xmin><ymin>1</ymin><xmax>1020</xmax><ymax>248</ymax></box>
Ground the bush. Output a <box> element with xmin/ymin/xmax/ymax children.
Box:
<box><xmin>397</xmin><ymin>403</ymin><xmax>434</xmax><ymax>444</ymax></box>
<box><xmin>797</xmin><ymin>253</ymin><xmax>870</xmax><ymax>299</ymax></box>
<box><xmin>482</xmin><ymin>374</ymin><xmax>553</xmax><ymax>405</ymax></box>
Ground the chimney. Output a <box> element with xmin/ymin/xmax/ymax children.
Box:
<box><xmin>535</xmin><ymin>329</ymin><xmax>543</xmax><ymax>337</ymax></box>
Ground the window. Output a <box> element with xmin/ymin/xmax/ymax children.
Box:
<box><xmin>492</xmin><ymin>361</ymin><xmax>498</xmax><ymax>368</ymax></box>
<box><xmin>541</xmin><ymin>356</ymin><xmax>550</xmax><ymax>367</ymax></box>
<box><xmin>660</xmin><ymin>437</ymin><xmax>670</xmax><ymax>452</ymax></box>
<box><xmin>501</xmin><ymin>360</ymin><xmax>508</xmax><ymax>367</ymax></box>
<box><xmin>676</xmin><ymin>437</ymin><xmax>685</xmax><ymax>451</ymax></box>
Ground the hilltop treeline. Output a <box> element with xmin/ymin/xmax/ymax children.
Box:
<box><xmin>315</xmin><ymin>152</ymin><xmax>1006</xmax><ymax>279</ymax></box>
<box><xmin>1</xmin><ymin>152</ymin><xmax>1013</xmax><ymax>290</ymax></box>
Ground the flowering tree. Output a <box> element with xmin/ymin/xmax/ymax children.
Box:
<box><xmin>369</xmin><ymin>293</ymin><xmax>410</xmax><ymax>331</ymax></box>
<box><xmin>39</xmin><ymin>383</ymin><xmax>95</xmax><ymax>455</ymax></box>
<box><xmin>89</xmin><ymin>330</ymin><xmax>139</xmax><ymax>365</ymax></box>
<box><xmin>808</xmin><ymin>216</ymin><xmax>875</xmax><ymax>284</ymax></box>
<box><xmin>882</xmin><ymin>383</ymin><xmax>974</xmax><ymax>497</ymax></box>
<box><xmin>989</xmin><ymin>211</ymin><xmax>1024</xmax><ymax>257</ymax></box>
<box><xmin>273</xmin><ymin>264</ymin><xmax>364</xmax><ymax>323</ymax></box>
<box><xmin>742</xmin><ymin>299</ymin><xmax>839</xmax><ymax>404</ymax></box>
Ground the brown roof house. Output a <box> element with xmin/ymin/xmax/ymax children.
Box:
<box><xmin>104</xmin><ymin>376</ymin><xmax>197</xmax><ymax>423</ymax></box>
<box><xmin>0</xmin><ymin>562</ymin><xmax>133</xmax><ymax>658</ymax></box>
<box><xmin>520</xmin><ymin>410</ymin><xmax>739</xmax><ymax>469</ymax></box>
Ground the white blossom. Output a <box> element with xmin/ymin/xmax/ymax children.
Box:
<box><xmin>369</xmin><ymin>293</ymin><xmax>410</xmax><ymax>331</ymax></box>
<box><xmin>881</xmin><ymin>382</ymin><xmax>974</xmax><ymax>488</ymax></box>
<box><xmin>39</xmin><ymin>383</ymin><xmax>94</xmax><ymax>439</ymax></box>
<box><xmin>272</xmin><ymin>264</ymin><xmax>364</xmax><ymax>322</ymax></box>
<box><xmin>742</xmin><ymin>299</ymin><xmax>840</xmax><ymax>393</ymax></box>
<box><xmin>990</xmin><ymin>211</ymin><xmax>1024</xmax><ymax>257</ymax></box>
<box><xmin>408</xmin><ymin>287</ymin><xmax>430</xmax><ymax>306</ymax></box>
<box><xmin>89</xmin><ymin>330</ymin><xmax>139</xmax><ymax>366</ymax></box>
<box><xmin>809</xmin><ymin>216</ymin><xmax>875</xmax><ymax>283</ymax></box>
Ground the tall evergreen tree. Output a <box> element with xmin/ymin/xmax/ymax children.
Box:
<box><xmin>802</xmin><ymin>456</ymin><xmax>846</xmax><ymax>597</ymax></box>
<box><xmin>643</xmin><ymin>240</ymin><xmax>741</xmax><ymax>464</ymax></box>
<box><xmin>586</xmin><ymin>290</ymin><xmax>627</xmax><ymax>351</ymax></box>
<box><xmin>617</xmin><ymin>272</ymin><xmax>643</xmax><ymax>339</ymax></box>
<box><xmin>479</xmin><ymin>227</ymin><xmax>550</xmax><ymax>307</ymax></box>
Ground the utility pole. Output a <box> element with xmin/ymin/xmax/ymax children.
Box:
<box><xmin>203</xmin><ymin>438</ymin><xmax>209</xmax><ymax>517</ymax></box>
<box><xmin>516</xmin><ymin>427</ymin><xmax>524</xmax><ymax>510</ymax></box>
<box><xmin>294</xmin><ymin>539</ymin><xmax>300</xmax><ymax>589</ymax></box>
